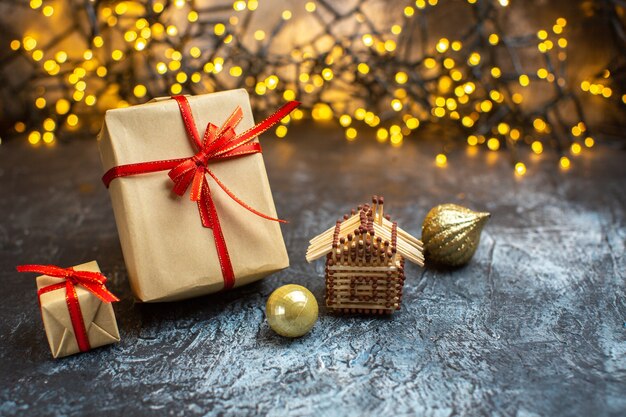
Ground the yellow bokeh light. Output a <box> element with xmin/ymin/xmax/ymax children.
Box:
<box><xmin>55</xmin><ymin>99</ymin><xmax>70</xmax><ymax>114</ymax></box>
<box><xmin>176</xmin><ymin>72</ymin><xmax>188</xmax><ymax>83</ymax></box>
<box><xmin>571</xmin><ymin>143</ymin><xmax>582</xmax><ymax>155</ymax></box>
<box><xmin>487</xmin><ymin>138</ymin><xmax>500</xmax><ymax>151</ymax></box>
<box><xmin>312</xmin><ymin>103</ymin><xmax>333</xmax><ymax>121</ymax></box>
<box><xmin>254</xmin><ymin>30</ymin><xmax>265</xmax><ymax>41</ymax></box>
<box><xmin>23</xmin><ymin>36</ymin><xmax>37</xmax><ymax>51</ymax></box>
<box><xmin>28</xmin><ymin>131</ymin><xmax>41</xmax><ymax>145</ymax></box>
<box><xmin>391</xmin><ymin>99</ymin><xmax>403</xmax><ymax>111</ymax></box>
<box><xmin>43</xmin><ymin>132</ymin><xmax>55</xmax><ymax>144</ymax></box>
<box><xmin>519</xmin><ymin>74</ymin><xmax>530</xmax><ymax>87</ymax></box>
<box><xmin>42</xmin><ymin>5</ymin><xmax>54</xmax><ymax>16</ymax></box>
<box><xmin>384</xmin><ymin>40</ymin><xmax>396</xmax><ymax>52</ymax></box>
<box><xmin>305</xmin><ymin>2</ymin><xmax>316</xmax><ymax>12</ymax></box>
<box><xmin>533</xmin><ymin>118</ymin><xmax>546</xmax><ymax>131</ymax></box>
<box><xmin>435</xmin><ymin>153</ymin><xmax>447</xmax><ymax>167</ymax></box>
<box><xmin>190</xmin><ymin>47</ymin><xmax>201</xmax><ymax>58</ymax></box>
<box><xmin>537</xmin><ymin>30</ymin><xmax>548</xmax><ymax>40</ymax></box>
<box><xmin>67</xmin><ymin>114</ymin><xmax>79</xmax><ymax>127</ymax></box>
<box><xmin>467</xmin><ymin>135</ymin><xmax>478</xmax><ymax>146</ymax></box>
<box><xmin>560</xmin><ymin>156</ymin><xmax>571</xmax><ymax>169</ymax></box>
<box><xmin>468</xmin><ymin>52</ymin><xmax>481</xmax><ymax>66</ymax></box>
<box><xmin>515</xmin><ymin>162</ymin><xmax>526</xmax><ymax>176</ymax></box>
<box><xmin>531</xmin><ymin>141</ymin><xmax>543</xmax><ymax>154</ymax></box>
<box><xmin>537</xmin><ymin>68</ymin><xmax>548</xmax><ymax>79</ymax></box>
<box><xmin>339</xmin><ymin>115</ymin><xmax>352</xmax><ymax>127</ymax></box>
<box><xmin>436</xmin><ymin>38</ymin><xmax>449</xmax><ymax>53</ymax></box>
<box><xmin>345</xmin><ymin>128</ymin><xmax>357</xmax><ymax>141</ymax></box>
<box><xmin>395</xmin><ymin>71</ymin><xmax>408</xmax><ymax>84</ymax></box>
<box><xmin>488</xmin><ymin>34</ymin><xmax>499</xmax><ymax>45</ymax></box>
<box><xmin>43</xmin><ymin>118</ymin><xmax>56</xmax><ymax>131</ymax></box>
<box><xmin>376</xmin><ymin>128</ymin><xmax>388</xmax><ymax>142</ymax></box>
<box><xmin>404</xmin><ymin>6</ymin><xmax>414</xmax><ymax>17</ymax></box>
<box><xmin>357</xmin><ymin>63</ymin><xmax>370</xmax><ymax>74</ymax></box>
<box><xmin>134</xmin><ymin>84</ymin><xmax>147</xmax><ymax>98</ymax></box>
<box><xmin>480</xmin><ymin>100</ymin><xmax>493</xmax><ymax>112</ymax></box>
<box><xmin>283</xmin><ymin>90</ymin><xmax>296</xmax><ymax>101</ymax></box>
<box><xmin>282</xmin><ymin>10</ymin><xmax>292</xmax><ymax>20</ymax></box>
<box><xmin>406</xmin><ymin>117</ymin><xmax>420</xmax><ymax>129</ymax></box>
<box><xmin>55</xmin><ymin>51</ymin><xmax>68</xmax><ymax>63</ymax></box>
<box><xmin>170</xmin><ymin>83</ymin><xmax>182</xmax><ymax>94</ymax></box>
<box><xmin>124</xmin><ymin>31</ymin><xmax>137</xmax><ymax>42</ymax></box>
<box><xmin>214</xmin><ymin>23</ymin><xmax>226</xmax><ymax>36</ymax></box>
<box><xmin>135</xmin><ymin>38</ymin><xmax>147</xmax><ymax>51</ymax></box>
<box><xmin>156</xmin><ymin>62</ymin><xmax>167</xmax><ymax>74</ymax></box>
<box><xmin>229</xmin><ymin>66</ymin><xmax>242</xmax><ymax>77</ymax></box>
<box><xmin>390</xmin><ymin>133</ymin><xmax>403</xmax><ymax>147</ymax></box>
<box><xmin>584</xmin><ymin>137</ymin><xmax>595</xmax><ymax>148</ymax></box>
<box><xmin>275</xmin><ymin>125</ymin><xmax>288</xmax><ymax>138</ymax></box>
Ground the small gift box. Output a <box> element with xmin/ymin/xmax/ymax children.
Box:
<box><xmin>17</xmin><ymin>261</ymin><xmax>120</xmax><ymax>358</ymax></box>
<box><xmin>98</xmin><ymin>90</ymin><xmax>298</xmax><ymax>302</ymax></box>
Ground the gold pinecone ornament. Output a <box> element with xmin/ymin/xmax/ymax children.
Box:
<box><xmin>421</xmin><ymin>204</ymin><xmax>490</xmax><ymax>267</ymax></box>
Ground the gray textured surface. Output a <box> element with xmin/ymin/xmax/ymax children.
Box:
<box><xmin>0</xmin><ymin>125</ymin><xmax>625</xmax><ymax>417</ymax></box>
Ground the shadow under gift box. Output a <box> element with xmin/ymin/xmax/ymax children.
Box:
<box><xmin>37</xmin><ymin>261</ymin><xmax>120</xmax><ymax>358</ymax></box>
<box><xmin>97</xmin><ymin>89</ymin><xmax>289</xmax><ymax>302</ymax></box>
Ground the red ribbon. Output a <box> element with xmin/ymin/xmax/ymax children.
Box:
<box><xmin>17</xmin><ymin>264</ymin><xmax>119</xmax><ymax>353</ymax></box>
<box><xmin>102</xmin><ymin>96</ymin><xmax>300</xmax><ymax>290</ymax></box>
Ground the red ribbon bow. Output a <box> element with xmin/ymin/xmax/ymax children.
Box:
<box><xmin>102</xmin><ymin>96</ymin><xmax>300</xmax><ymax>290</ymax></box>
<box><xmin>17</xmin><ymin>264</ymin><xmax>119</xmax><ymax>353</ymax></box>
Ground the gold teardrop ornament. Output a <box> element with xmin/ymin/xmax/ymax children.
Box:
<box><xmin>421</xmin><ymin>204</ymin><xmax>490</xmax><ymax>267</ymax></box>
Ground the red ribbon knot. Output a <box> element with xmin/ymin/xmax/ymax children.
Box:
<box><xmin>17</xmin><ymin>264</ymin><xmax>119</xmax><ymax>353</ymax></box>
<box><xmin>102</xmin><ymin>95</ymin><xmax>300</xmax><ymax>290</ymax></box>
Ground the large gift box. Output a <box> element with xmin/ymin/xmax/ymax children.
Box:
<box><xmin>98</xmin><ymin>89</ymin><xmax>296</xmax><ymax>302</ymax></box>
<box><xmin>19</xmin><ymin>261</ymin><xmax>120</xmax><ymax>358</ymax></box>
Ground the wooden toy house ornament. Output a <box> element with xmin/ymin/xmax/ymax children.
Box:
<box><xmin>306</xmin><ymin>196</ymin><xmax>424</xmax><ymax>314</ymax></box>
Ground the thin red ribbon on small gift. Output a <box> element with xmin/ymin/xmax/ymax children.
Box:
<box><xmin>102</xmin><ymin>96</ymin><xmax>300</xmax><ymax>290</ymax></box>
<box><xmin>17</xmin><ymin>264</ymin><xmax>119</xmax><ymax>353</ymax></box>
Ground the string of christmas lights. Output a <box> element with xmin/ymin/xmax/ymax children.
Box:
<box><xmin>1</xmin><ymin>0</ymin><xmax>622</xmax><ymax>174</ymax></box>
<box><xmin>579</xmin><ymin>0</ymin><xmax>626</xmax><ymax>108</ymax></box>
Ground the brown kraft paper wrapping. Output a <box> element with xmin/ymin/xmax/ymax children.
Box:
<box><xmin>97</xmin><ymin>89</ymin><xmax>289</xmax><ymax>302</ymax></box>
<box><xmin>36</xmin><ymin>261</ymin><xmax>120</xmax><ymax>358</ymax></box>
